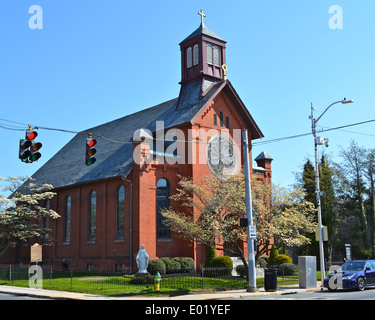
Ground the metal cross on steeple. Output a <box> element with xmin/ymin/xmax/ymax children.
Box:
<box><xmin>198</xmin><ymin>10</ymin><xmax>206</xmax><ymax>25</ymax></box>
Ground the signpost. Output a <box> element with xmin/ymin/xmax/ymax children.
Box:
<box><xmin>29</xmin><ymin>243</ymin><xmax>43</xmax><ymax>289</ymax></box>
<box><xmin>30</xmin><ymin>243</ymin><xmax>42</xmax><ymax>263</ymax></box>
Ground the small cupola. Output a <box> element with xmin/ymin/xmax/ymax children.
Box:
<box><xmin>179</xmin><ymin>10</ymin><xmax>227</xmax><ymax>85</ymax></box>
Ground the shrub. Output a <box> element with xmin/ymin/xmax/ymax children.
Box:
<box><xmin>274</xmin><ymin>254</ymin><xmax>292</xmax><ymax>265</ymax></box>
<box><xmin>147</xmin><ymin>259</ymin><xmax>166</xmax><ymax>275</ymax></box>
<box><xmin>174</xmin><ymin>257</ymin><xmax>195</xmax><ymax>273</ymax></box>
<box><xmin>278</xmin><ymin>263</ymin><xmax>298</xmax><ymax>276</ymax></box>
<box><xmin>268</xmin><ymin>245</ymin><xmax>279</xmax><ymax>265</ymax></box>
<box><xmin>206</xmin><ymin>256</ymin><xmax>234</xmax><ymax>276</ymax></box>
<box><xmin>212</xmin><ymin>256</ymin><xmax>234</xmax><ymax>269</ymax></box>
<box><xmin>359</xmin><ymin>248</ymin><xmax>373</xmax><ymax>260</ymax></box>
<box><xmin>235</xmin><ymin>264</ymin><xmax>247</xmax><ymax>278</ymax></box>
<box><xmin>129</xmin><ymin>274</ymin><xmax>154</xmax><ymax>284</ymax></box>
<box><xmin>205</xmin><ymin>246</ymin><xmax>217</xmax><ymax>267</ymax></box>
<box><xmin>160</xmin><ymin>257</ymin><xmax>181</xmax><ymax>274</ymax></box>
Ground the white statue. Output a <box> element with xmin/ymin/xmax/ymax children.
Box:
<box><xmin>136</xmin><ymin>244</ymin><xmax>149</xmax><ymax>274</ymax></box>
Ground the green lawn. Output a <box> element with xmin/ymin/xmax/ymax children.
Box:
<box><xmin>0</xmin><ymin>271</ymin><xmax>301</xmax><ymax>296</ymax></box>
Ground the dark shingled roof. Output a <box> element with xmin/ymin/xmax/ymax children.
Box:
<box><xmin>254</xmin><ymin>152</ymin><xmax>273</xmax><ymax>161</ymax></box>
<box><xmin>30</xmin><ymin>79</ymin><xmax>233</xmax><ymax>190</ymax></box>
<box><xmin>180</xmin><ymin>23</ymin><xmax>226</xmax><ymax>44</ymax></box>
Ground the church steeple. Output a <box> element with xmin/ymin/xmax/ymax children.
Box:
<box><xmin>179</xmin><ymin>11</ymin><xmax>227</xmax><ymax>85</ymax></box>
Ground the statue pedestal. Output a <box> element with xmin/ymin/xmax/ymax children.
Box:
<box><xmin>135</xmin><ymin>272</ymin><xmax>150</xmax><ymax>277</ymax></box>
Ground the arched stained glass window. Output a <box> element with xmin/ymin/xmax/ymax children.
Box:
<box><xmin>116</xmin><ymin>185</ymin><xmax>125</xmax><ymax>240</ymax></box>
<box><xmin>88</xmin><ymin>191</ymin><xmax>96</xmax><ymax>242</ymax></box>
<box><xmin>156</xmin><ymin>178</ymin><xmax>171</xmax><ymax>239</ymax></box>
<box><xmin>64</xmin><ymin>196</ymin><xmax>71</xmax><ymax>243</ymax></box>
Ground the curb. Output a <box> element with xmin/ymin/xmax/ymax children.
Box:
<box><xmin>0</xmin><ymin>284</ymin><xmax>323</xmax><ymax>300</ymax></box>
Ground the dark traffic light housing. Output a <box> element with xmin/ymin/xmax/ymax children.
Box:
<box><xmin>85</xmin><ymin>135</ymin><xmax>97</xmax><ymax>166</ymax></box>
<box><xmin>19</xmin><ymin>128</ymin><xmax>42</xmax><ymax>163</ymax></box>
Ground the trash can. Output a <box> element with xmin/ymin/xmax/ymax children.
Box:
<box><xmin>265</xmin><ymin>268</ymin><xmax>277</xmax><ymax>292</ymax></box>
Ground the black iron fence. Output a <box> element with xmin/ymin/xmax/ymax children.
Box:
<box><xmin>0</xmin><ymin>264</ymin><xmax>248</xmax><ymax>293</ymax></box>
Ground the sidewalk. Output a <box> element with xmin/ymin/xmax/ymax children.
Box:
<box><xmin>0</xmin><ymin>283</ymin><xmax>323</xmax><ymax>300</ymax></box>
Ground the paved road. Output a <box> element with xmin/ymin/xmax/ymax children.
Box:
<box><xmin>231</xmin><ymin>287</ymin><xmax>375</xmax><ymax>300</ymax></box>
<box><xmin>0</xmin><ymin>293</ymin><xmax>50</xmax><ymax>300</ymax></box>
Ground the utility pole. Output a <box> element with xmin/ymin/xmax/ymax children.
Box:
<box><xmin>242</xmin><ymin>129</ymin><xmax>257</xmax><ymax>292</ymax></box>
<box><xmin>309</xmin><ymin>98</ymin><xmax>354</xmax><ymax>287</ymax></box>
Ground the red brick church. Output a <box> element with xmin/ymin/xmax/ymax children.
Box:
<box><xmin>3</xmin><ymin>13</ymin><xmax>272</xmax><ymax>272</ymax></box>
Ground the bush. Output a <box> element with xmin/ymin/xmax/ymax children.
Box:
<box><xmin>129</xmin><ymin>274</ymin><xmax>154</xmax><ymax>284</ymax></box>
<box><xmin>359</xmin><ymin>248</ymin><xmax>373</xmax><ymax>260</ymax></box>
<box><xmin>211</xmin><ymin>256</ymin><xmax>234</xmax><ymax>269</ymax></box>
<box><xmin>274</xmin><ymin>254</ymin><xmax>292</xmax><ymax>265</ymax></box>
<box><xmin>235</xmin><ymin>264</ymin><xmax>247</xmax><ymax>278</ymax></box>
<box><xmin>278</xmin><ymin>263</ymin><xmax>298</xmax><ymax>276</ymax></box>
<box><xmin>147</xmin><ymin>259</ymin><xmax>166</xmax><ymax>275</ymax></box>
<box><xmin>205</xmin><ymin>246</ymin><xmax>217</xmax><ymax>267</ymax></box>
<box><xmin>160</xmin><ymin>257</ymin><xmax>181</xmax><ymax>274</ymax></box>
<box><xmin>174</xmin><ymin>257</ymin><xmax>195</xmax><ymax>273</ymax></box>
<box><xmin>268</xmin><ymin>245</ymin><xmax>279</xmax><ymax>265</ymax></box>
<box><xmin>206</xmin><ymin>256</ymin><xmax>234</xmax><ymax>276</ymax></box>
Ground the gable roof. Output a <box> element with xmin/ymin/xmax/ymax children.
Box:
<box><xmin>29</xmin><ymin>79</ymin><xmax>263</xmax><ymax>190</ymax></box>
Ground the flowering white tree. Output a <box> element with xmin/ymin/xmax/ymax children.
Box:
<box><xmin>161</xmin><ymin>173</ymin><xmax>317</xmax><ymax>270</ymax></box>
<box><xmin>0</xmin><ymin>177</ymin><xmax>60</xmax><ymax>258</ymax></box>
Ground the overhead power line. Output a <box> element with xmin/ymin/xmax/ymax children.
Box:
<box><xmin>1</xmin><ymin>117</ymin><xmax>375</xmax><ymax>146</ymax></box>
<box><xmin>252</xmin><ymin>118</ymin><xmax>375</xmax><ymax>146</ymax></box>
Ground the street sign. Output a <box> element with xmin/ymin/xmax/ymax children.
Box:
<box><xmin>30</xmin><ymin>243</ymin><xmax>42</xmax><ymax>263</ymax></box>
<box><xmin>249</xmin><ymin>225</ymin><xmax>256</xmax><ymax>239</ymax></box>
<box><xmin>315</xmin><ymin>225</ymin><xmax>328</xmax><ymax>242</ymax></box>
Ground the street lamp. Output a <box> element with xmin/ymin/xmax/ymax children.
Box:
<box><xmin>310</xmin><ymin>98</ymin><xmax>354</xmax><ymax>288</ymax></box>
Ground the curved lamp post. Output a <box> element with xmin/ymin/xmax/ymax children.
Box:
<box><xmin>310</xmin><ymin>98</ymin><xmax>354</xmax><ymax>288</ymax></box>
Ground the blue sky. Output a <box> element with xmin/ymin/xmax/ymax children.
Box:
<box><xmin>1</xmin><ymin>1</ymin><xmax>375</xmax><ymax>189</ymax></box>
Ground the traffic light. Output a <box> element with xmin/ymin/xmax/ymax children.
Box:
<box><xmin>85</xmin><ymin>136</ymin><xmax>97</xmax><ymax>166</ymax></box>
<box><xmin>19</xmin><ymin>129</ymin><xmax>42</xmax><ymax>163</ymax></box>
<box><xmin>19</xmin><ymin>139</ymin><xmax>32</xmax><ymax>162</ymax></box>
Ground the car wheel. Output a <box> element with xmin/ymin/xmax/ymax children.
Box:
<box><xmin>357</xmin><ymin>277</ymin><xmax>366</xmax><ymax>291</ymax></box>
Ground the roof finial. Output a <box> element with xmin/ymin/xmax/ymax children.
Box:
<box><xmin>198</xmin><ymin>10</ymin><xmax>206</xmax><ymax>26</ymax></box>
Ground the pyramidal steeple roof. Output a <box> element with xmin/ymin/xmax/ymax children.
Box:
<box><xmin>180</xmin><ymin>22</ymin><xmax>226</xmax><ymax>44</ymax></box>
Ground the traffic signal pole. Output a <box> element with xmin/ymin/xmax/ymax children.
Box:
<box><xmin>242</xmin><ymin>129</ymin><xmax>258</xmax><ymax>293</ymax></box>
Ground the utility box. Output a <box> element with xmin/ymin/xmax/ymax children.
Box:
<box><xmin>298</xmin><ymin>256</ymin><xmax>317</xmax><ymax>289</ymax></box>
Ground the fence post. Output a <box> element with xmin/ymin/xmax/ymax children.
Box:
<box><xmin>49</xmin><ymin>265</ymin><xmax>52</xmax><ymax>289</ymax></box>
<box><xmin>71</xmin><ymin>269</ymin><xmax>73</xmax><ymax>288</ymax></box>
<box><xmin>201</xmin><ymin>268</ymin><xmax>204</xmax><ymax>290</ymax></box>
<box><xmin>9</xmin><ymin>265</ymin><xmax>12</xmax><ymax>283</ymax></box>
